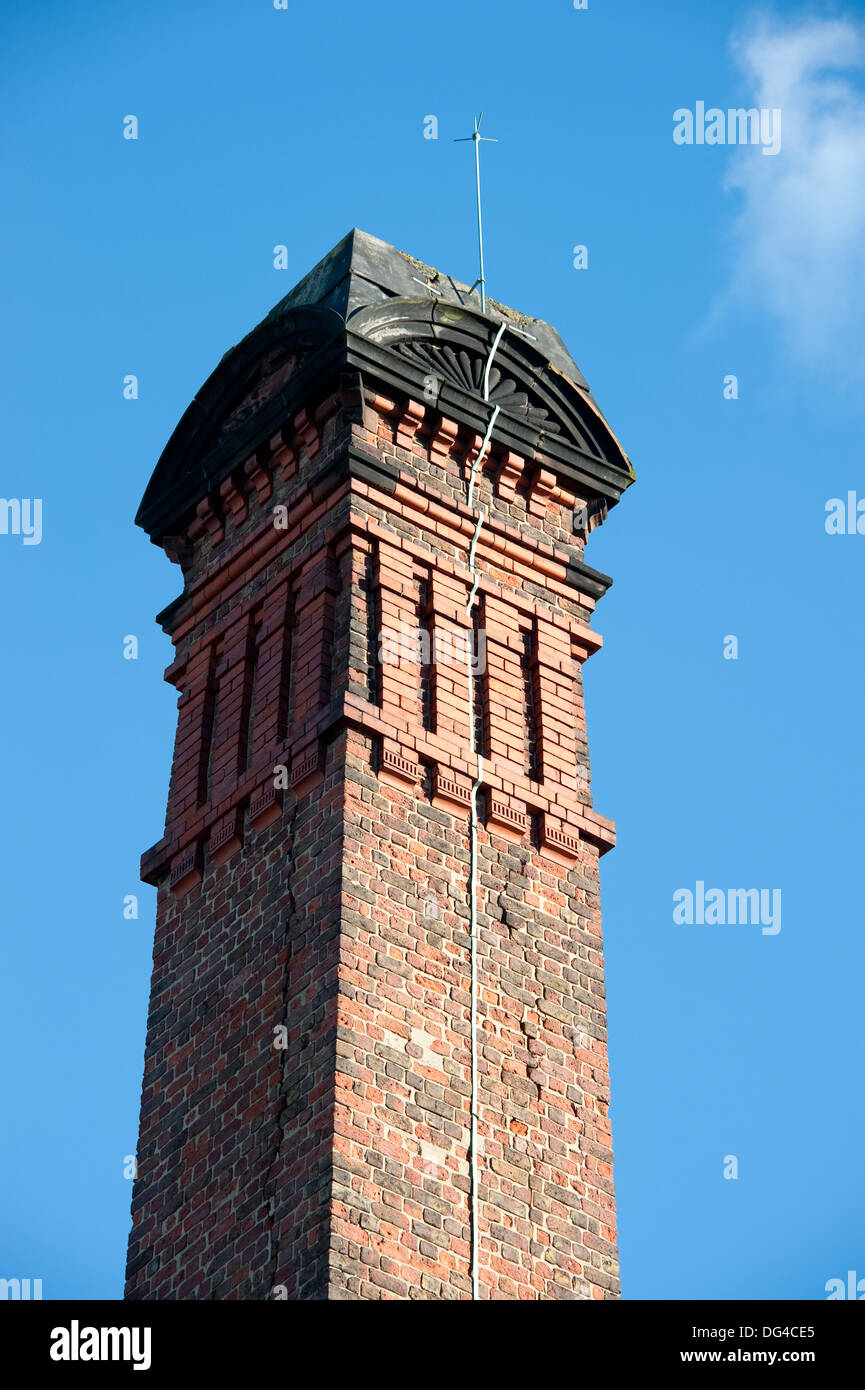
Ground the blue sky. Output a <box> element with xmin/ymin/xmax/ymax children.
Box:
<box><xmin>1</xmin><ymin>0</ymin><xmax>863</xmax><ymax>1300</ymax></box>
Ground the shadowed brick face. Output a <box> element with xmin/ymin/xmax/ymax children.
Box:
<box><xmin>126</xmin><ymin>230</ymin><xmax>633</xmax><ymax>1300</ymax></box>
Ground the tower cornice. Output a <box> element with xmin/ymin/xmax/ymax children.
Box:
<box><xmin>136</xmin><ymin>232</ymin><xmax>634</xmax><ymax>547</ymax></box>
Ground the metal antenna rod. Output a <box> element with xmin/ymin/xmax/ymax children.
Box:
<box><xmin>455</xmin><ymin>113</ymin><xmax>497</xmax><ymax>314</ymax></box>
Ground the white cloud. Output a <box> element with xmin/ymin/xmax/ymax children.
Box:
<box><xmin>724</xmin><ymin>12</ymin><xmax>865</xmax><ymax>374</ymax></box>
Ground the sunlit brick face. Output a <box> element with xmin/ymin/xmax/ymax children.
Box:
<box><xmin>127</xmin><ymin>230</ymin><xmax>632</xmax><ymax>1300</ymax></box>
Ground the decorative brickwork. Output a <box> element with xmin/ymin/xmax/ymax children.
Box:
<box><xmin>126</xmin><ymin>230</ymin><xmax>633</xmax><ymax>1300</ymax></box>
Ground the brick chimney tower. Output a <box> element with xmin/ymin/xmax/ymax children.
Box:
<box><xmin>126</xmin><ymin>230</ymin><xmax>634</xmax><ymax>1301</ymax></box>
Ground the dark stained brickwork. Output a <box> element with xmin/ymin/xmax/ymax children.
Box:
<box><xmin>126</xmin><ymin>231</ymin><xmax>632</xmax><ymax>1300</ymax></box>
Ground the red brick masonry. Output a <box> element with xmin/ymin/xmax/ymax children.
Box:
<box><xmin>127</xmin><ymin>263</ymin><xmax>629</xmax><ymax>1299</ymax></box>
